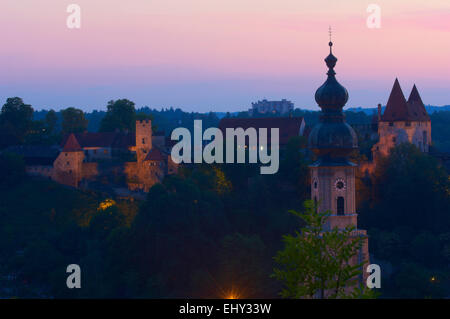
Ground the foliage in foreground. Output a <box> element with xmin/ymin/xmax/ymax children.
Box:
<box><xmin>273</xmin><ymin>200</ymin><xmax>377</xmax><ymax>299</ymax></box>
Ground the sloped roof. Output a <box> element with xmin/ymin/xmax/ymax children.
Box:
<box><xmin>381</xmin><ymin>79</ymin><xmax>430</xmax><ymax>122</ymax></box>
<box><xmin>61</xmin><ymin>132</ymin><xmax>136</xmax><ymax>149</ymax></box>
<box><xmin>218</xmin><ymin>117</ymin><xmax>305</xmax><ymax>145</ymax></box>
<box><xmin>63</xmin><ymin>134</ymin><xmax>82</xmax><ymax>152</ymax></box>
<box><xmin>381</xmin><ymin>79</ymin><xmax>411</xmax><ymax>122</ymax></box>
<box><xmin>3</xmin><ymin>145</ymin><xmax>60</xmax><ymax>165</ymax></box>
<box><xmin>407</xmin><ymin>84</ymin><xmax>430</xmax><ymax>121</ymax></box>
<box><xmin>144</xmin><ymin>147</ymin><xmax>165</xmax><ymax>161</ymax></box>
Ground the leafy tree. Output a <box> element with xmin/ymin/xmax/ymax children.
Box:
<box><xmin>61</xmin><ymin>107</ymin><xmax>88</xmax><ymax>134</ymax></box>
<box><xmin>100</xmin><ymin>99</ymin><xmax>136</xmax><ymax>132</ymax></box>
<box><xmin>45</xmin><ymin>110</ymin><xmax>58</xmax><ymax>134</ymax></box>
<box><xmin>273</xmin><ymin>200</ymin><xmax>376</xmax><ymax>299</ymax></box>
<box><xmin>361</xmin><ymin>143</ymin><xmax>450</xmax><ymax>232</ymax></box>
<box><xmin>0</xmin><ymin>152</ymin><xmax>26</xmax><ymax>189</ymax></box>
<box><xmin>0</xmin><ymin>97</ymin><xmax>34</xmax><ymax>146</ymax></box>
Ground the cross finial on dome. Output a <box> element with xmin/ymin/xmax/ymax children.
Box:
<box><xmin>328</xmin><ymin>26</ymin><xmax>333</xmax><ymax>53</ymax></box>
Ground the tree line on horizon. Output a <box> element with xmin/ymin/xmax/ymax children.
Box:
<box><xmin>2</xmin><ymin>96</ymin><xmax>450</xmax><ymax>154</ymax></box>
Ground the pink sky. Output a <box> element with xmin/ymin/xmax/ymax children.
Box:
<box><xmin>0</xmin><ymin>0</ymin><xmax>449</xmax><ymax>112</ymax></box>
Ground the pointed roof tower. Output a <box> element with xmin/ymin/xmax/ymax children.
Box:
<box><xmin>63</xmin><ymin>133</ymin><xmax>82</xmax><ymax>152</ymax></box>
<box><xmin>381</xmin><ymin>78</ymin><xmax>411</xmax><ymax>122</ymax></box>
<box><xmin>407</xmin><ymin>84</ymin><xmax>430</xmax><ymax>121</ymax></box>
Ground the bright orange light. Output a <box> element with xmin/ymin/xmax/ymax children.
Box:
<box><xmin>223</xmin><ymin>288</ymin><xmax>241</xmax><ymax>299</ymax></box>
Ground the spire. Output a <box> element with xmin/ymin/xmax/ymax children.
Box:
<box><xmin>381</xmin><ymin>78</ymin><xmax>410</xmax><ymax>122</ymax></box>
<box><xmin>407</xmin><ymin>84</ymin><xmax>430</xmax><ymax>121</ymax></box>
<box><xmin>315</xmin><ymin>37</ymin><xmax>348</xmax><ymax>111</ymax></box>
<box><xmin>63</xmin><ymin>133</ymin><xmax>82</xmax><ymax>152</ymax></box>
<box><xmin>309</xmin><ymin>37</ymin><xmax>357</xmax><ymax>161</ymax></box>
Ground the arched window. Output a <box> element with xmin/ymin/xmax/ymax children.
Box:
<box><xmin>337</xmin><ymin>197</ymin><xmax>344</xmax><ymax>216</ymax></box>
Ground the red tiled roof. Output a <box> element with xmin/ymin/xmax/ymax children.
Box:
<box><xmin>407</xmin><ymin>84</ymin><xmax>430</xmax><ymax>121</ymax></box>
<box><xmin>63</xmin><ymin>134</ymin><xmax>82</xmax><ymax>152</ymax></box>
<box><xmin>381</xmin><ymin>79</ymin><xmax>410</xmax><ymax>122</ymax></box>
<box><xmin>144</xmin><ymin>147</ymin><xmax>165</xmax><ymax>161</ymax></box>
<box><xmin>61</xmin><ymin>132</ymin><xmax>136</xmax><ymax>149</ymax></box>
<box><xmin>218</xmin><ymin>117</ymin><xmax>305</xmax><ymax>145</ymax></box>
<box><xmin>381</xmin><ymin>79</ymin><xmax>430</xmax><ymax>122</ymax></box>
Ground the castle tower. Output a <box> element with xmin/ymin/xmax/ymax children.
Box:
<box><xmin>53</xmin><ymin>133</ymin><xmax>84</xmax><ymax>187</ymax></box>
<box><xmin>308</xmin><ymin>40</ymin><xmax>369</xmax><ymax>282</ymax></box>
<box><xmin>135</xmin><ymin>119</ymin><xmax>152</xmax><ymax>163</ymax></box>
<box><xmin>372</xmin><ymin>79</ymin><xmax>431</xmax><ymax>161</ymax></box>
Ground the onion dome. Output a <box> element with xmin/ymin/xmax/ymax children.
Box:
<box><xmin>314</xmin><ymin>42</ymin><xmax>349</xmax><ymax>111</ymax></box>
<box><xmin>308</xmin><ymin>41</ymin><xmax>357</xmax><ymax>163</ymax></box>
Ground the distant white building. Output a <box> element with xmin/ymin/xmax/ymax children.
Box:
<box><xmin>249</xmin><ymin>99</ymin><xmax>294</xmax><ymax>115</ymax></box>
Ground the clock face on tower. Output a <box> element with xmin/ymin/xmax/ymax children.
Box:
<box><xmin>334</xmin><ymin>178</ymin><xmax>346</xmax><ymax>191</ymax></box>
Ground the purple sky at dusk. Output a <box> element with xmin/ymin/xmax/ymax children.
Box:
<box><xmin>0</xmin><ymin>0</ymin><xmax>449</xmax><ymax>112</ymax></box>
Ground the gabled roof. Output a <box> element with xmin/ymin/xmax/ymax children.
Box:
<box><xmin>218</xmin><ymin>117</ymin><xmax>305</xmax><ymax>145</ymax></box>
<box><xmin>61</xmin><ymin>132</ymin><xmax>136</xmax><ymax>149</ymax></box>
<box><xmin>407</xmin><ymin>84</ymin><xmax>430</xmax><ymax>121</ymax></box>
<box><xmin>63</xmin><ymin>134</ymin><xmax>82</xmax><ymax>152</ymax></box>
<box><xmin>144</xmin><ymin>147</ymin><xmax>165</xmax><ymax>161</ymax></box>
<box><xmin>381</xmin><ymin>79</ymin><xmax>411</xmax><ymax>122</ymax></box>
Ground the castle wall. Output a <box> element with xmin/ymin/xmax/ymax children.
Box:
<box><xmin>83</xmin><ymin>147</ymin><xmax>112</xmax><ymax>161</ymax></box>
<box><xmin>374</xmin><ymin>120</ymin><xmax>431</xmax><ymax>159</ymax></box>
<box><xmin>26</xmin><ymin>165</ymin><xmax>53</xmax><ymax>179</ymax></box>
<box><xmin>124</xmin><ymin>161</ymin><xmax>163</xmax><ymax>192</ymax></box>
<box><xmin>82</xmin><ymin>162</ymin><xmax>99</xmax><ymax>180</ymax></box>
<box><xmin>53</xmin><ymin>151</ymin><xmax>84</xmax><ymax>187</ymax></box>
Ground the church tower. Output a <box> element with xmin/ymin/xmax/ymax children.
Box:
<box><xmin>308</xmin><ymin>39</ymin><xmax>369</xmax><ymax>279</ymax></box>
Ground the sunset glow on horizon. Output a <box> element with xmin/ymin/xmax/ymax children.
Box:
<box><xmin>1</xmin><ymin>0</ymin><xmax>449</xmax><ymax>112</ymax></box>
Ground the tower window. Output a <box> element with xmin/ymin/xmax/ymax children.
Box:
<box><xmin>337</xmin><ymin>197</ymin><xmax>344</xmax><ymax>216</ymax></box>
<box><xmin>142</xmin><ymin>138</ymin><xmax>145</xmax><ymax>144</ymax></box>
<box><xmin>423</xmin><ymin>131</ymin><xmax>427</xmax><ymax>143</ymax></box>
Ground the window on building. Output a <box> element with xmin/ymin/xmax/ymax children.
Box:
<box><xmin>142</xmin><ymin>138</ymin><xmax>145</xmax><ymax>144</ymax></box>
<box><xmin>423</xmin><ymin>131</ymin><xmax>427</xmax><ymax>143</ymax></box>
<box><xmin>104</xmin><ymin>149</ymin><xmax>108</xmax><ymax>154</ymax></box>
<box><xmin>67</xmin><ymin>161</ymin><xmax>70</xmax><ymax>165</ymax></box>
<box><xmin>389</xmin><ymin>122</ymin><xmax>394</xmax><ymax>127</ymax></box>
<box><xmin>392</xmin><ymin>137</ymin><xmax>396</xmax><ymax>143</ymax></box>
<box><xmin>337</xmin><ymin>197</ymin><xmax>344</xmax><ymax>216</ymax></box>
<box><xmin>405</xmin><ymin>122</ymin><xmax>411</xmax><ymax>127</ymax></box>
